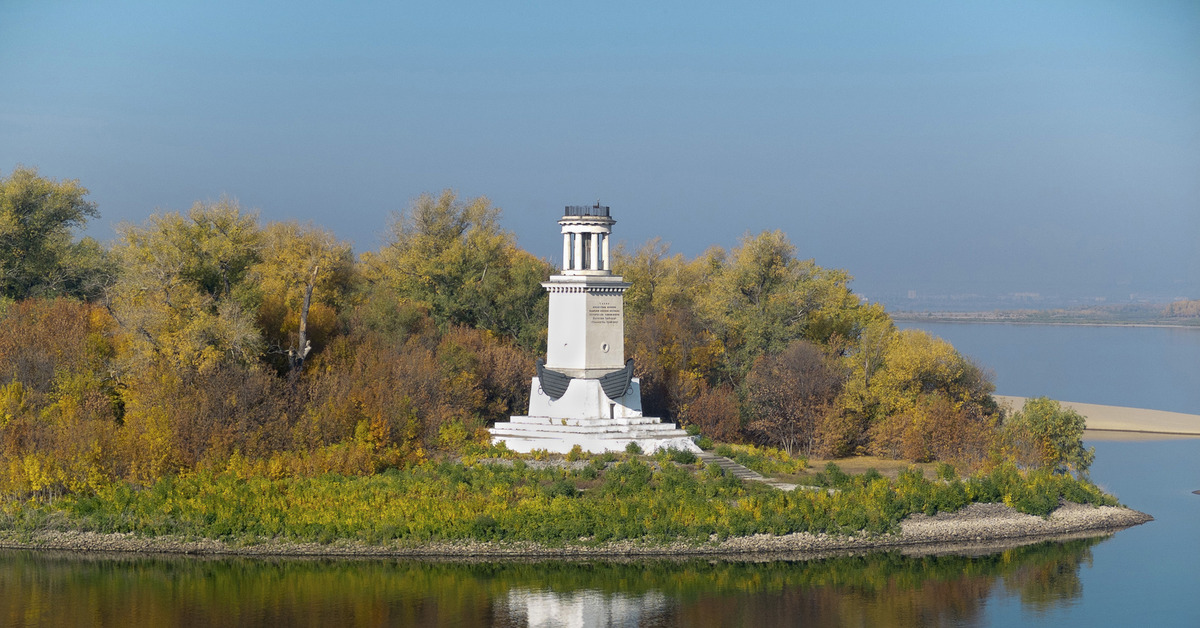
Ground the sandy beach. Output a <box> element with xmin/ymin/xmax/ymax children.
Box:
<box><xmin>995</xmin><ymin>395</ymin><xmax>1200</xmax><ymax>438</ymax></box>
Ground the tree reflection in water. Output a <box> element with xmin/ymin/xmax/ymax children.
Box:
<box><xmin>0</xmin><ymin>536</ymin><xmax>1104</xmax><ymax>628</ymax></box>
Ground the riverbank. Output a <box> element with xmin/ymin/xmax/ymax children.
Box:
<box><xmin>0</xmin><ymin>501</ymin><xmax>1150</xmax><ymax>560</ymax></box>
<box><xmin>996</xmin><ymin>396</ymin><xmax>1200</xmax><ymax>437</ymax></box>
<box><xmin>891</xmin><ymin>310</ymin><xmax>1200</xmax><ymax>328</ymax></box>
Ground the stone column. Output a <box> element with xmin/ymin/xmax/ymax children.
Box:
<box><xmin>602</xmin><ymin>233</ymin><xmax>610</xmax><ymax>271</ymax></box>
<box><xmin>563</xmin><ymin>233</ymin><xmax>571</xmax><ymax>270</ymax></box>
<box><xmin>573</xmin><ymin>232</ymin><xmax>583</xmax><ymax>271</ymax></box>
<box><xmin>589</xmin><ymin>232</ymin><xmax>600</xmax><ymax>271</ymax></box>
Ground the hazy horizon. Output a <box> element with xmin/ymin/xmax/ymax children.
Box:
<box><xmin>3</xmin><ymin>1</ymin><xmax>1197</xmax><ymax>310</ymax></box>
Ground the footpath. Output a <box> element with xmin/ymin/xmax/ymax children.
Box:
<box><xmin>696</xmin><ymin>452</ymin><xmax>799</xmax><ymax>491</ymax></box>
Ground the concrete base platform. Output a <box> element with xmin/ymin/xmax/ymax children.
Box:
<box><xmin>491</xmin><ymin>376</ymin><xmax>701</xmax><ymax>454</ymax></box>
<box><xmin>490</xmin><ymin>415</ymin><xmax>700</xmax><ymax>455</ymax></box>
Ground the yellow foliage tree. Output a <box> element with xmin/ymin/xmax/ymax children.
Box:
<box><xmin>842</xmin><ymin>329</ymin><xmax>995</xmax><ymax>423</ymax></box>
<box><xmin>111</xmin><ymin>199</ymin><xmax>265</xmax><ymax>373</ymax></box>
<box><xmin>360</xmin><ymin>190</ymin><xmax>551</xmax><ymax>351</ymax></box>
<box><xmin>248</xmin><ymin>221</ymin><xmax>354</xmax><ymax>372</ymax></box>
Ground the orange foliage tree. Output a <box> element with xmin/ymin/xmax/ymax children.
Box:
<box><xmin>743</xmin><ymin>340</ymin><xmax>844</xmax><ymax>456</ymax></box>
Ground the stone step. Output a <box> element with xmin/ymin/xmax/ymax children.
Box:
<box><xmin>492</xmin><ymin>423</ymin><xmax>691</xmax><ymax>438</ymax></box>
<box><xmin>696</xmin><ymin>452</ymin><xmax>801</xmax><ymax>491</ymax></box>
<box><xmin>496</xmin><ymin>424</ymin><xmax>689</xmax><ymax>436</ymax></box>
<box><xmin>487</xmin><ymin>431</ymin><xmax>700</xmax><ymax>455</ymax></box>
<box><xmin>504</xmin><ymin>416</ymin><xmax>675</xmax><ymax>428</ymax></box>
<box><xmin>696</xmin><ymin>452</ymin><xmax>763</xmax><ymax>479</ymax></box>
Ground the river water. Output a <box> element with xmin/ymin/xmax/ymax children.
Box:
<box><xmin>1</xmin><ymin>324</ymin><xmax>1197</xmax><ymax>627</ymax></box>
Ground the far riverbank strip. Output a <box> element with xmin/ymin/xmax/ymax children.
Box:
<box><xmin>0</xmin><ymin>502</ymin><xmax>1150</xmax><ymax>561</ymax></box>
<box><xmin>892</xmin><ymin>312</ymin><xmax>1200</xmax><ymax>329</ymax></box>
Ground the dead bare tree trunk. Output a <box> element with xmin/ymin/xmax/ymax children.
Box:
<box><xmin>291</xmin><ymin>264</ymin><xmax>319</xmax><ymax>372</ymax></box>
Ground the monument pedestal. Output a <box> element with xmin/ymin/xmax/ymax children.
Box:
<box><xmin>489</xmin><ymin>378</ymin><xmax>699</xmax><ymax>454</ymax></box>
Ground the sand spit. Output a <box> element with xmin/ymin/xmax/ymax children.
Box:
<box><xmin>995</xmin><ymin>396</ymin><xmax>1200</xmax><ymax>437</ymax></box>
<box><xmin>0</xmin><ymin>502</ymin><xmax>1150</xmax><ymax>561</ymax></box>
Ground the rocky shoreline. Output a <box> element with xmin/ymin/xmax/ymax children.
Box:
<box><xmin>0</xmin><ymin>502</ymin><xmax>1151</xmax><ymax>561</ymax></box>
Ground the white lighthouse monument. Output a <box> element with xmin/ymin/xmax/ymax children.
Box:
<box><xmin>489</xmin><ymin>204</ymin><xmax>699</xmax><ymax>454</ymax></box>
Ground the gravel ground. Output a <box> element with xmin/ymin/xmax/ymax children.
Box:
<box><xmin>0</xmin><ymin>502</ymin><xmax>1151</xmax><ymax>560</ymax></box>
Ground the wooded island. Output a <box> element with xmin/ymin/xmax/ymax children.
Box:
<box><xmin>0</xmin><ymin>167</ymin><xmax>1124</xmax><ymax>549</ymax></box>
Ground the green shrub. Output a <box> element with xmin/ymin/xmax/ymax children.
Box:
<box><xmin>931</xmin><ymin>479</ymin><xmax>969</xmax><ymax>514</ymax></box>
<box><xmin>1010</xmin><ymin>483</ymin><xmax>1058</xmax><ymax>517</ymax></box>
<box><xmin>545</xmin><ymin>479</ymin><xmax>580</xmax><ymax>499</ymax></box>
<box><xmin>656</xmin><ymin>463</ymin><xmax>699</xmax><ymax>493</ymax></box>
<box><xmin>936</xmin><ymin>462</ymin><xmax>957</xmax><ymax>481</ymax></box>
<box><xmin>602</xmin><ymin>459</ymin><xmax>653</xmax><ymax>496</ymax></box>
<box><xmin>702</xmin><ymin>461</ymin><xmax>725</xmax><ymax>481</ymax></box>
<box><xmin>471</xmin><ymin>514</ymin><xmax>499</xmax><ymax>538</ymax></box>
<box><xmin>819</xmin><ymin>463</ymin><xmax>852</xmax><ymax>489</ymax></box>
<box><xmin>696</xmin><ymin>436</ymin><xmax>714</xmax><ymax>450</ymax></box>
<box><xmin>624</xmin><ymin>441</ymin><xmax>643</xmax><ymax>455</ymax></box>
<box><xmin>667</xmin><ymin>448</ymin><xmax>697</xmax><ymax>465</ymax></box>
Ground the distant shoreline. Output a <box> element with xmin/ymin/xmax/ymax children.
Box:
<box><xmin>893</xmin><ymin>314</ymin><xmax>1199</xmax><ymax>329</ymax></box>
<box><xmin>0</xmin><ymin>502</ymin><xmax>1151</xmax><ymax>561</ymax></box>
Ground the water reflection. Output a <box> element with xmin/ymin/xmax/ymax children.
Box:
<box><xmin>500</xmin><ymin>589</ymin><xmax>669</xmax><ymax>628</ymax></box>
<box><xmin>0</xmin><ymin>536</ymin><xmax>1105</xmax><ymax>628</ymax></box>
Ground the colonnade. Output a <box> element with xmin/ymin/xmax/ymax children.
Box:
<box><xmin>561</xmin><ymin>230</ymin><xmax>610</xmax><ymax>272</ymax></box>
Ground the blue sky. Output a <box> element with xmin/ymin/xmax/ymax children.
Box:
<box><xmin>2</xmin><ymin>1</ymin><xmax>1197</xmax><ymax>308</ymax></box>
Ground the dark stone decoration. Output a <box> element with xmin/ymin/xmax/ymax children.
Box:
<box><xmin>599</xmin><ymin>359</ymin><xmax>635</xmax><ymax>401</ymax></box>
<box><xmin>536</xmin><ymin>358</ymin><xmax>635</xmax><ymax>402</ymax></box>
<box><xmin>536</xmin><ymin>359</ymin><xmax>572</xmax><ymax>400</ymax></box>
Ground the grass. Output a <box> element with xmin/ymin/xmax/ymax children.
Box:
<box><xmin>0</xmin><ymin>451</ymin><xmax>1117</xmax><ymax>546</ymax></box>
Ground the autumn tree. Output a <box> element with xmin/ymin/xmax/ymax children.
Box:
<box><xmin>1004</xmin><ymin>397</ymin><xmax>1094</xmax><ymax>476</ymax></box>
<box><xmin>120</xmin><ymin>360</ymin><xmax>291</xmax><ymax>469</ymax></box>
<box><xmin>868</xmin><ymin>395</ymin><xmax>997</xmax><ymax>469</ymax></box>
<box><xmin>696</xmin><ymin>231</ymin><xmax>881</xmax><ymax>380</ymax></box>
<box><xmin>110</xmin><ymin>199</ymin><xmax>264</xmax><ymax>372</ymax></box>
<box><xmin>0</xmin><ymin>299</ymin><xmax>124</xmax><ymax>496</ymax></box>
<box><xmin>744</xmin><ymin>340</ymin><xmax>844</xmax><ymax>455</ymax></box>
<box><xmin>361</xmin><ymin>190</ymin><xmax>552</xmax><ymax>351</ymax></box>
<box><xmin>297</xmin><ymin>306</ymin><xmax>532</xmax><ymax>466</ymax></box>
<box><xmin>843</xmin><ymin>317</ymin><xmax>895</xmax><ymax>395</ymax></box>
<box><xmin>680</xmin><ymin>384</ymin><xmax>743</xmax><ymax>443</ymax></box>
<box><xmin>0</xmin><ymin>167</ymin><xmax>114</xmax><ymax>301</ymax></box>
<box><xmin>613</xmin><ymin>240</ymin><xmax>724</xmax><ymax>422</ymax></box>
<box><xmin>843</xmin><ymin>329</ymin><xmax>996</xmax><ymax>425</ymax></box>
<box><xmin>249</xmin><ymin>221</ymin><xmax>355</xmax><ymax>372</ymax></box>
<box><xmin>615</xmin><ymin>232</ymin><xmax>884</xmax><ymax>433</ymax></box>
<box><xmin>837</xmin><ymin>328</ymin><xmax>1000</xmax><ymax>465</ymax></box>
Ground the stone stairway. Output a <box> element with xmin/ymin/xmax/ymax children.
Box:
<box><xmin>696</xmin><ymin>452</ymin><xmax>797</xmax><ymax>491</ymax></box>
<box><xmin>490</xmin><ymin>414</ymin><xmax>699</xmax><ymax>455</ymax></box>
